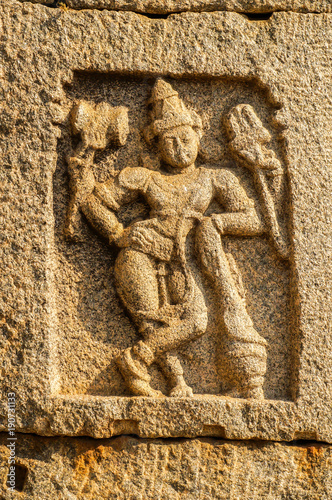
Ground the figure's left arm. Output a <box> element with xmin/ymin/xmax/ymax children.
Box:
<box><xmin>211</xmin><ymin>170</ymin><xmax>266</xmax><ymax>237</ymax></box>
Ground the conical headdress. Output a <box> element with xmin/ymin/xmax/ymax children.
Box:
<box><xmin>144</xmin><ymin>79</ymin><xmax>202</xmax><ymax>143</ymax></box>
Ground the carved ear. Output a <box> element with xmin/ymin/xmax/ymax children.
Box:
<box><xmin>191</xmin><ymin>110</ymin><xmax>203</xmax><ymax>138</ymax></box>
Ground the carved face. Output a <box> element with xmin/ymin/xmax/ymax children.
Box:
<box><xmin>158</xmin><ymin>125</ymin><xmax>199</xmax><ymax>169</ymax></box>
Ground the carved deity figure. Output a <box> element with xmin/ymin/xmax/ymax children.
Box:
<box><xmin>66</xmin><ymin>79</ymin><xmax>287</xmax><ymax>400</ymax></box>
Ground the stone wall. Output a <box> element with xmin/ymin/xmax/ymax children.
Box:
<box><xmin>0</xmin><ymin>1</ymin><xmax>331</xmax><ymax>498</ymax></box>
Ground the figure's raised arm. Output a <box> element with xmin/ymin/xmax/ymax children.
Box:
<box><xmin>64</xmin><ymin>100</ymin><xmax>129</xmax><ymax>241</ymax></box>
<box><xmin>82</xmin><ymin>167</ymin><xmax>151</xmax><ymax>245</ymax></box>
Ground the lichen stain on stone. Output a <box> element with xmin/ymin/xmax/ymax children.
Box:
<box><xmin>73</xmin><ymin>446</ymin><xmax>106</xmax><ymax>477</ymax></box>
<box><xmin>295</xmin><ymin>444</ymin><xmax>329</xmax><ymax>490</ymax></box>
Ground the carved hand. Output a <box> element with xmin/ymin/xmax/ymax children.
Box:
<box><xmin>116</xmin><ymin>220</ymin><xmax>157</xmax><ymax>250</ymax></box>
<box><xmin>231</xmin><ymin>141</ymin><xmax>282</xmax><ymax>174</ymax></box>
<box><xmin>116</xmin><ymin>219</ymin><xmax>174</xmax><ymax>261</ymax></box>
<box><xmin>65</xmin><ymin>101</ymin><xmax>129</xmax><ymax>241</ymax></box>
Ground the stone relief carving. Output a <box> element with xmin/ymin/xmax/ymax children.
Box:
<box><xmin>65</xmin><ymin>100</ymin><xmax>130</xmax><ymax>240</ymax></box>
<box><xmin>65</xmin><ymin>78</ymin><xmax>289</xmax><ymax>400</ymax></box>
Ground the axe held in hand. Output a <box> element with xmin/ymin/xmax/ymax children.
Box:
<box><xmin>225</xmin><ymin>104</ymin><xmax>289</xmax><ymax>260</ymax></box>
<box><xmin>65</xmin><ymin>101</ymin><xmax>129</xmax><ymax>241</ymax></box>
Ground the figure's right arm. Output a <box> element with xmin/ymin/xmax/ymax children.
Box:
<box><xmin>81</xmin><ymin>167</ymin><xmax>150</xmax><ymax>244</ymax></box>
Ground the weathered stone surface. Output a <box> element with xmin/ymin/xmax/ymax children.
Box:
<box><xmin>1</xmin><ymin>434</ymin><xmax>332</xmax><ymax>499</ymax></box>
<box><xmin>20</xmin><ymin>0</ymin><xmax>54</xmax><ymax>4</ymax></box>
<box><xmin>0</xmin><ymin>0</ymin><xmax>331</xmax><ymax>442</ymax></box>
<box><xmin>19</xmin><ymin>0</ymin><xmax>332</xmax><ymax>14</ymax></box>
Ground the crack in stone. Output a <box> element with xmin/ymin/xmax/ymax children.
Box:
<box><xmin>17</xmin><ymin>1</ymin><xmax>332</xmax><ymax>15</ymax></box>
<box><xmin>1</xmin><ymin>432</ymin><xmax>330</xmax><ymax>446</ymax></box>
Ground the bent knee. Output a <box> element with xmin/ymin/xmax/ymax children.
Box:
<box><xmin>114</xmin><ymin>248</ymin><xmax>155</xmax><ymax>282</ymax></box>
<box><xmin>114</xmin><ymin>249</ymin><xmax>159</xmax><ymax>313</ymax></box>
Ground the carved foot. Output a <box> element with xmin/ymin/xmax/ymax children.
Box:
<box><xmin>127</xmin><ymin>378</ymin><xmax>164</xmax><ymax>398</ymax></box>
<box><xmin>117</xmin><ymin>343</ymin><xmax>164</xmax><ymax>398</ymax></box>
<box><xmin>245</xmin><ymin>386</ymin><xmax>264</xmax><ymax>400</ymax></box>
<box><xmin>223</xmin><ymin>386</ymin><xmax>265</xmax><ymax>400</ymax></box>
<box><xmin>169</xmin><ymin>381</ymin><xmax>193</xmax><ymax>398</ymax></box>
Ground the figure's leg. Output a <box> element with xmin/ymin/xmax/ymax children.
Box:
<box><xmin>114</xmin><ymin>248</ymin><xmax>207</xmax><ymax>396</ymax></box>
<box><xmin>142</xmin><ymin>306</ymin><xmax>206</xmax><ymax>353</ymax></box>
<box><xmin>114</xmin><ymin>248</ymin><xmax>162</xmax><ymax>397</ymax></box>
<box><xmin>196</xmin><ymin>221</ymin><xmax>267</xmax><ymax>400</ymax></box>
<box><xmin>158</xmin><ymin>353</ymin><xmax>193</xmax><ymax>397</ymax></box>
<box><xmin>139</xmin><ymin>297</ymin><xmax>207</xmax><ymax>397</ymax></box>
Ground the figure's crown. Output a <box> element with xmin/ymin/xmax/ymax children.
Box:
<box><xmin>150</xmin><ymin>78</ymin><xmax>178</xmax><ymax>102</ymax></box>
<box><xmin>144</xmin><ymin>79</ymin><xmax>203</xmax><ymax>143</ymax></box>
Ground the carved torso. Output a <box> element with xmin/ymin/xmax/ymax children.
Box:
<box><xmin>95</xmin><ymin>165</ymin><xmax>254</xmax><ymax>261</ymax></box>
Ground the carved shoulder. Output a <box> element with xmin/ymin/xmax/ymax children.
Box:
<box><xmin>118</xmin><ymin>167</ymin><xmax>152</xmax><ymax>192</ymax></box>
<box><xmin>94</xmin><ymin>166</ymin><xmax>150</xmax><ymax>209</ymax></box>
<box><xmin>213</xmin><ymin>168</ymin><xmax>254</xmax><ymax>212</ymax></box>
<box><xmin>213</xmin><ymin>168</ymin><xmax>240</xmax><ymax>188</ymax></box>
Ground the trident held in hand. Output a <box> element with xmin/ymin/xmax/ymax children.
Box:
<box><xmin>225</xmin><ymin>104</ymin><xmax>289</xmax><ymax>260</ymax></box>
